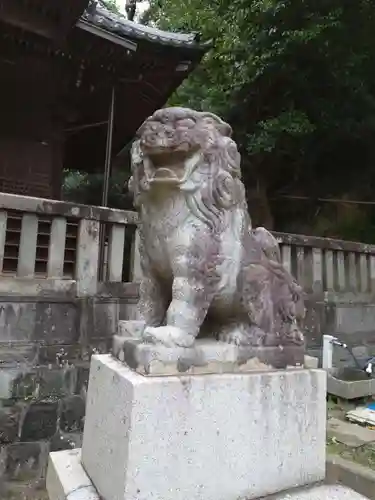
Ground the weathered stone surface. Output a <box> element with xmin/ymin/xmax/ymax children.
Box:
<box><xmin>335</xmin><ymin>304</ymin><xmax>375</xmax><ymax>335</ymax></box>
<box><xmin>0</xmin><ymin>301</ymin><xmax>77</xmax><ymax>344</ymax></box>
<box><xmin>59</xmin><ymin>395</ymin><xmax>85</xmax><ymax>432</ymax></box>
<box><xmin>0</xmin><ymin>407</ymin><xmax>21</xmax><ymax>444</ymax></box>
<box><xmin>327</xmin><ymin>417</ymin><xmax>375</xmax><ymax>447</ymax></box>
<box><xmin>11</xmin><ymin>370</ymin><xmax>37</xmax><ymax>400</ymax></box>
<box><xmin>0</xmin><ymin>368</ymin><xmax>32</xmax><ymax>400</ymax></box>
<box><xmin>82</xmin><ymin>355</ymin><xmax>326</xmax><ymax>500</ymax></box>
<box><xmin>47</xmin><ymin>449</ymin><xmax>100</xmax><ymax>500</ymax></box>
<box><xmin>33</xmin><ymin>302</ymin><xmax>78</xmax><ymax>343</ymax></box>
<box><xmin>74</xmin><ymin>364</ymin><xmax>90</xmax><ymax>398</ymax></box>
<box><xmin>91</xmin><ymin>300</ymin><xmax>118</xmax><ymax>339</ymax></box>
<box><xmin>20</xmin><ymin>402</ymin><xmax>58</xmax><ymax>441</ymax></box>
<box><xmin>4</xmin><ymin>441</ymin><xmax>49</xmax><ymax>481</ymax></box>
<box><xmin>113</xmin><ymin>336</ymin><xmax>304</xmax><ymax>376</ymax></box>
<box><xmin>0</xmin><ymin>365</ymin><xmax>78</xmax><ymax>402</ymax></box>
<box><xmin>50</xmin><ymin>430</ymin><xmax>82</xmax><ymax>453</ymax></box>
<box><xmin>327</xmin><ymin>368</ymin><xmax>375</xmax><ymax>399</ymax></box>
<box><xmin>35</xmin><ymin>367</ymin><xmax>77</xmax><ymax>400</ymax></box>
<box><xmin>0</xmin><ymin>342</ymin><xmax>39</xmax><ymax>365</ymax></box>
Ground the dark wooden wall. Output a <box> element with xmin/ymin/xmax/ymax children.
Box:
<box><xmin>0</xmin><ymin>139</ymin><xmax>62</xmax><ymax>199</ymax></box>
<box><xmin>0</xmin><ymin>56</ymin><xmax>64</xmax><ymax>199</ymax></box>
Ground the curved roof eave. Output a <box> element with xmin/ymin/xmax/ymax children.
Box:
<box><xmin>80</xmin><ymin>2</ymin><xmax>212</xmax><ymax>51</ymax></box>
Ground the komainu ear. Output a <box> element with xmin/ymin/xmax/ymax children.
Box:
<box><xmin>199</xmin><ymin>112</ymin><xmax>233</xmax><ymax>137</ymax></box>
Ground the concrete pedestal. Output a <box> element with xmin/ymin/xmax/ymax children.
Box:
<box><xmin>80</xmin><ymin>355</ymin><xmax>326</xmax><ymax>500</ymax></box>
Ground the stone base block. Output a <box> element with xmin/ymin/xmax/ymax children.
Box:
<box><xmin>46</xmin><ymin>452</ymin><xmax>368</xmax><ymax>500</ymax></box>
<box><xmin>114</xmin><ymin>321</ymin><xmax>305</xmax><ymax>373</ymax></box>
<box><xmin>113</xmin><ymin>336</ymin><xmax>305</xmax><ymax>376</ymax></box>
<box><xmin>46</xmin><ymin>449</ymin><xmax>100</xmax><ymax>500</ymax></box>
<box><xmin>81</xmin><ymin>354</ymin><xmax>326</xmax><ymax>500</ymax></box>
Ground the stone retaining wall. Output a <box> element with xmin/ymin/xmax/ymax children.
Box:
<box><xmin>0</xmin><ymin>280</ymin><xmax>138</xmax><ymax>492</ymax></box>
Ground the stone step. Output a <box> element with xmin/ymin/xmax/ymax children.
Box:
<box><xmin>327</xmin><ymin>417</ymin><xmax>375</xmax><ymax>448</ymax></box>
<box><xmin>47</xmin><ymin>452</ymin><xmax>368</xmax><ymax>500</ymax></box>
<box><xmin>265</xmin><ymin>484</ymin><xmax>368</xmax><ymax>499</ymax></box>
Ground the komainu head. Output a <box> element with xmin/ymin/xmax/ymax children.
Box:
<box><xmin>129</xmin><ymin>107</ymin><xmax>246</xmax><ymax>226</ymax></box>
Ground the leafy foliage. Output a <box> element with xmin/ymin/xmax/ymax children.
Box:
<box><xmin>100</xmin><ymin>0</ymin><xmax>120</xmax><ymax>13</ymax></box>
<box><xmin>148</xmin><ymin>0</ymin><xmax>375</xmax><ymax>239</ymax></box>
<box><xmin>62</xmin><ymin>170</ymin><xmax>132</xmax><ymax>210</ymax></box>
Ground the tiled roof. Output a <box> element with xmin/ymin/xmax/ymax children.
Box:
<box><xmin>81</xmin><ymin>2</ymin><xmax>210</xmax><ymax>50</ymax></box>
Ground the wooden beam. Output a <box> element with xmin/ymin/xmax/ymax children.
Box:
<box><xmin>76</xmin><ymin>20</ymin><xmax>137</xmax><ymax>52</ymax></box>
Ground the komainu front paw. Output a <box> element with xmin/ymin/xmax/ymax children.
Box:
<box><xmin>142</xmin><ymin>326</ymin><xmax>195</xmax><ymax>348</ymax></box>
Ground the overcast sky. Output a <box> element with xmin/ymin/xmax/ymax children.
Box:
<box><xmin>118</xmin><ymin>1</ymin><xmax>150</xmax><ymax>20</ymax></box>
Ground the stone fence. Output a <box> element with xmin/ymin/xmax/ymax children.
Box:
<box><xmin>274</xmin><ymin>231</ymin><xmax>375</xmax><ymax>296</ymax></box>
<box><xmin>273</xmin><ymin>232</ymin><xmax>375</xmax><ymax>360</ymax></box>
<box><xmin>0</xmin><ymin>191</ymin><xmax>140</xmax><ymax>286</ymax></box>
<box><xmin>0</xmin><ymin>191</ymin><xmax>375</xmax><ymax>492</ymax></box>
<box><xmin>1</xmin><ymin>190</ymin><xmax>374</xmax><ymax>296</ymax></box>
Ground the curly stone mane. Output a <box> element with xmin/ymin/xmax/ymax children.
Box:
<box><xmin>130</xmin><ymin>107</ymin><xmax>248</xmax><ymax>232</ymax></box>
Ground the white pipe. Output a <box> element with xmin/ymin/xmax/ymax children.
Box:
<box><xmin>322</xmin><ymin>335</ymin><xmax>335</xmax><ymax>370</ymax></box>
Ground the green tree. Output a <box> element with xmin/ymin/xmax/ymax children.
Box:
<box><xmin>101</xmin><ymin>0</ymin><xmax>120</xmax><ymax>13</ymax></box>
<box><xmin>148</xmin><ymin>0</ymin><xmax>375</xmax><ymax>238</ymax></box>
<box><xmin>62</xmin><ymin>170</ymin><xmax>133</xmax><ymax>209</ymax></box>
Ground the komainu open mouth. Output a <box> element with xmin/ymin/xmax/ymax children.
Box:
<box><xmin>153</xmin><ymin>167</ymin><xmax>180</xmax><ymax>181</ymax></box>
<box><xmin>144</xmin><ymin>149</ymin><xmax>201</xmax><ymax>185</ymax></box>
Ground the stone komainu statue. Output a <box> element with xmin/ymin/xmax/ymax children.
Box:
<box><xmin>129</xmin><ymin>107</ymin><xmax>305</xmax><ymax>364</ymax></box>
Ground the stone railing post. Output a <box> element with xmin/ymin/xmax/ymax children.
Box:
<box><xmin>76</xmin><ymin>219</ymin><xmax>100</xmax><ymax>296</ymax></box>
